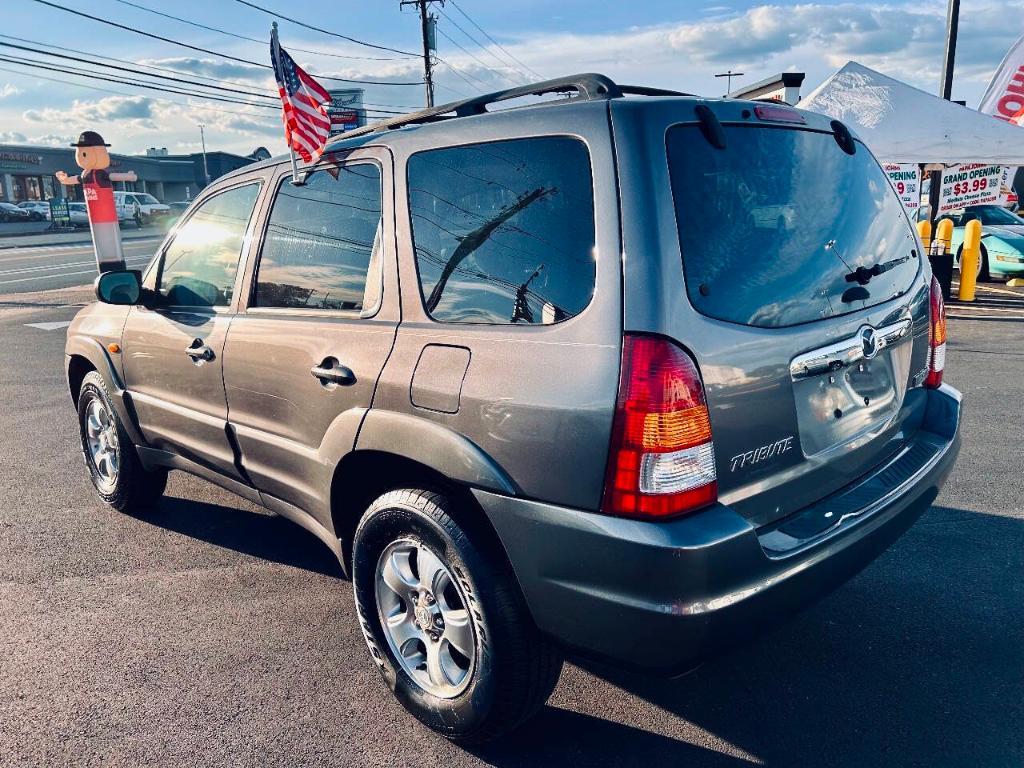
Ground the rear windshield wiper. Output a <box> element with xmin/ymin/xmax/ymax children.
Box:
<box><xmin>844</xmin><ymin>254</ymin><xmax>911</xmax><ymax>286</ymax></box>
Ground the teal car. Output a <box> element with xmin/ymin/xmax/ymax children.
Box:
<box><xmin>940</xmin><ymin>205</ymin><xmax>1024</xmax><ymax>282</ymax></box>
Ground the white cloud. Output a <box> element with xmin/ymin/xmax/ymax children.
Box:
<box><xmin>0</xmin><ymin>84</ymin><xmax>22</xmax><ymax>99</ymax></box>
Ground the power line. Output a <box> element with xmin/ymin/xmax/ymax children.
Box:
<box><xmin>113</xmin><ymin>0</ymin><xmax>409</xmax><ymax>62</ymax></box>
<box><xmin>0</xmin><ymin>64</ymin><xmax>278</xmax><ymax>122</ymax></box>
<box><xmin>4</xmin><ymin>56</ymin><xmax>279</xmax><ymax>109</ymax></box>
<box><xmin>434</xmin><ymin>23</ymin><xmax>520</xmax><ymax>88</ymax></box>
<box><xmin>435</xmin><ymin>8</ymin><xmax>526</xmax><ymax>85</ymax></box>
<box><xmin>3</xmin><ymin>57</ymin><xmax>404</xmax><ymax>116</ymax></box>
<box><xmin>0</xmin><ymin>41</ymin><xmax>280</xmax><ymax>102</ymax></box>
<box><xmin>0</xmin><ymin>33</ymin><xmax>422</xmax><ymax>112</ymax></box>
<box><xmin>447</xmin><ymin>0</ymin><xmax>544</xmax><ymax>81</ymax></box>
<box><xmin>234</xmin><ymin>0</ymin><xmax>420</xmax><ymax>58</ymax></box>
<box><xmin>0</xmin><ymin>33</ymin><xmax>274</xmax><ymax>98</ymax></box>
<box><xmin>28</xmin><ymin>0</ymin><xmax>424</xmax><ymax>86</ymax></box>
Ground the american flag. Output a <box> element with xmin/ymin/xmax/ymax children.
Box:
<box><xmin>270</xmin><ymin>28</ymin><xmax>331</xmax><ymax>164</ymax></box>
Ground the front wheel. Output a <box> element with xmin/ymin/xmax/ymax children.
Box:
<box><xmin>352</xmin><ymin>489</ymin><xmax>562</xmax><ymax>743</ymax></box>
<box><xmin>77</xmin><ymin>371</ymin><xmax>167</xmax><ymax>513</ymax></box>
<box><xmin>957</xmin><ymin>244</ymin><xmax>991</xmax><ymax>283</ymax></box>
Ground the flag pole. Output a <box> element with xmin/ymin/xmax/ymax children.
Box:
<box><xmin>271</xmin><ymin>22</ymin><xmax>300</xmax><ymax>184</ymax></box>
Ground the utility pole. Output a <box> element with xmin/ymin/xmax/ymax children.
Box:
<box><xmin>198</xmin><ymin>123</ymin><xmax>210</xmax><ymax>187</ymax></box>
<box><xmin>401</xmin><ymin>0</ymin><xmax>440</xmax><ymax>107</ymax></box>
<box><xmin>714</xmin><ymin>70</ymin><xmax>744</xmax><ymax>96</ymax></box>
<box><xmin>929</xmin><ymin>0</ymin><xmax>960</xmax><ymax>227</ymax></box>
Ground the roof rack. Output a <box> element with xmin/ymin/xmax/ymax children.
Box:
<box><xmin>335</xmin><ymin>73</ymin><xmax>692</xmax><ymax>141</ymax></box>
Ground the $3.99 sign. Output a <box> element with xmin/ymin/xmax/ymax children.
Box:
<box><xmin>883</xmin><ymin>163</ymin><xmax>920</xmax><ymax>213</ymax></box>
<box><xmin>938</xmin><ymin>163</ymin><xmax>1003</xmax><ymax>213</ymax></box>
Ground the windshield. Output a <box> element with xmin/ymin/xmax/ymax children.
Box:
<box><xmin>667</xmin><ymin>124</ymin><xmax>919</xmax><ymax>328</ymax></box>
<box><xmin>955</xmin><ymin>205</ymin><xmax>1023</xmax><ymax>226</ymax></box>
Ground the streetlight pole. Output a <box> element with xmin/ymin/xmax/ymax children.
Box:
<box><xmin>929</xmin><ymin>0</ymin><xmax>960</xmax><ymax>229</ymax></box>
<box><xmin>198</xmin><ymin>123</ymin><xmax>210</xmax><ymax>187</ymax></box>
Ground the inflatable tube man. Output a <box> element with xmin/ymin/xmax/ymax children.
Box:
<box><xmin>56</xmin><ymin>131</ymin><xmax>136</xmax><ymax>272</ymax></box>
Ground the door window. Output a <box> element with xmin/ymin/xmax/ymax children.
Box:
<box><xmin>157</xmin><ymin>183</ymin><xmax>260</xmax><ymax>307</ymax></box>
<box><xmin>253</xmin><ymin>164</ymin><xmax>383</xmax><ymax>312</ymax></box>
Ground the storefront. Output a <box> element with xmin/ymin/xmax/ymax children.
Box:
<box><xmin>0</xmin><ymin>143</ymin><xmax>263</xmax><ymax>204</ymax></box>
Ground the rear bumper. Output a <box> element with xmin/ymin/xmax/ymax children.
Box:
<box><xmin>475</xmin><ymin>384</ymin><xmax>961</xmax><ymax>675</ymax></box>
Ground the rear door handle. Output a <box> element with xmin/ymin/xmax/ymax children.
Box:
<box><xmin>311</xmin><ymin>360</ymin><xmax>355</xmax><ymax>386</ymax></box>
<box><xmin>185</xmin><ymin>339</ymin><xmax>215</xmax><ymax>362</ymax></box>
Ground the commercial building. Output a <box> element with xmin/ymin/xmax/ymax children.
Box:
<box><xmin>0</xmin><ymin>143</ymin><xmax>270</xmax><ymax>205</ymax></box>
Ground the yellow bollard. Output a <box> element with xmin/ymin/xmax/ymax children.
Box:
<box><xmin>935</xmin><ymin>218</ymin><xmax>953</xmax><ymax>255</ymax></box>
<box><xmin>917</xmin><ymin>219</ymin><xmax>932</xmax><ymax>251</ymax></box>
<box><xmin>958</xmin><ymin>219</ymin><xmax>982</xmax><ymax>301</ymax></box>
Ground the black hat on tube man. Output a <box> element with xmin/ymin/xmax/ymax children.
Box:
<box><xmin>56</xmin><ymin>131</ymin><xmax>137</xmax><ymax>272</ymax></box>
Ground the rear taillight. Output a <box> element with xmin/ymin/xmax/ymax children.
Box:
<box><xmin>601</xmin><ymin>335</ymin><xmax>717</xmax><ymax>519</ymax></box>
<box><xmin>925</xmin><ymin>275</ymin><xmax>946</xmax><ymax>389</ymax></box>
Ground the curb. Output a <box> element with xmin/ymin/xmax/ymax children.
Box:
<box><xmin>0</xmin><ymin>234</ymin><xmax>164</xmax><ymax>251</ymax></box>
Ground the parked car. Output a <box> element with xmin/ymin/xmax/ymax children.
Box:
<box><xmin>67</xmin><ymin>202</ymin><xmax>89</xmax><ymax>227</ymax></box>
<box><xmin>66</xmin><ymin>74</ymin><xmax>961</xmax><ymax>743</ymax></box>
<box><xmin>113</xmin><ymin>191</ymin><xmax>170</xmax><ymax>223</ymax></box>
<box><xmin>17</xmin><ymin>200</ymin><xmax>51</xmax><ymax>221</ymax></box>
<box><xmin>940</xmin><ymin>204</ymin><xmax>1024</xmax><ymax>282</ymax></box>
<box><xmin>0</xmin><ymin>202</ymin><xmax>31</xmax><ymax>222</ymax></box>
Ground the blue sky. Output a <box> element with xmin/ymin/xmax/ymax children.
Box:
<box><xmin>1</xmin><ymin>0</ymin><xmax>1023</xmax><ymax>156</ymax></box>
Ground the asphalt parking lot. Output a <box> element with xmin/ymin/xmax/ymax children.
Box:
<box><xmin>0</xmin><ymin>282</ymin><xmax>1021</xmax><ymax>768</ymax></box>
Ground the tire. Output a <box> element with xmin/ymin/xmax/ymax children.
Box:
<box><xmin>956</xmin><ymin>244</ymin><xmax>992</xmax><ymax>283</ymax></box>
<box><xmin>77</xmin><ymin>370</ymin><xmax>167</xmax><ymax>513</ymax></box>
<box><xmin>352</xmin><ymin>489</ymin><xmax>562</xmax><ymax>743</ymax></box>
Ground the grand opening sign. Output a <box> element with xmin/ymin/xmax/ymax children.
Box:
<box><xmin>938</xmin><ymin>163</ymin><xmax>1002</xmax><ymax>213</ymax></box>
<box><xmin>883</xmin><ymin>163</ymin><xmax>920</xmax><ymax>213</ymax></box>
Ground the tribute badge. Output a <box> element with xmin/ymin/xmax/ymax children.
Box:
<box><xmin>55</xmin><ymin>131</ymin><xmax>136</xmax><ymax>272</ymax></box>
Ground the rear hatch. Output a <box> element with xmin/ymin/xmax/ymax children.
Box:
<box><xmin>617</xmin><ymin>100</ymin><xmax>932</xmax><ymax>528</ymax></box>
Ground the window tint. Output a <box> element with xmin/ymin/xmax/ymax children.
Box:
<box><xmin>667</xmin><ymin>125</ymin><xmax>919</xmax><ymax>328</ymax></box>
<box><xmin>158</xmin><ymin>183</ymin><xmax>260</xmax><ymax>307</ymax></box>
<box><xmin>255</xmin><ymin>164</ymin><xmax>382</xmax><ymax>311</ymax></box>
<box><xmin>408</xmin><ymin>136</ymin><xmax>596</xmax><ymax>324</ymax></box>
<box><xmin>140</xmin><ymin>194</ymin><xmax>160</xmax><ymax>205</ymax></box>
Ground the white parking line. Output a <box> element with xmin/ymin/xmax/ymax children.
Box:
<box><xmin>24</xmin><ymin>320</ymin><xmax>73</xmax><ymax>331</ymax></box>
<box><xmin>0</xmin><ymin>254</ymin><xmax>152</xmax><ymax>277</ymax></box>
<box><xmin>0</xmin><ymin>256</ymin><xmax>151</xmax><ymax>286</ymax></box>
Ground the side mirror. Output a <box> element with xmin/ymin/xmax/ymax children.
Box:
<box><xmin>95</xmin><ymin>269</ymin><xmax>142</xmax><ymax>305</ymax></box>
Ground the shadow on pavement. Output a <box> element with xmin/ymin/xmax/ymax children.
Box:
<box><xmin>140</xmin><ymin>495</ymin><xmax>342</xmax><ymax>577</ymax></box>
<box><xmin>470</xmin><ymin>706</ymin><xmax>758</xmax><ymax>767</ymax></box>
<box><xmin>546</xmin><ymin>506</ymin><xmax>1023</xmax><ymax>767</ymax></box>
<box><xmin>131</xmin><ymin>496</ymin><xmax>1022</xmax><ymax>766</ymax></box>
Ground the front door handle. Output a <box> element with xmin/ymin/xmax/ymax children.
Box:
<box><xmin>311</xmin><ymin>359</ymin><xmax>355</xmax><ymax>386</ymax></box>
<box><xmin>185</xmin><ymin>339</ymin><xmax>215</xmax><ymax>362</ymax></box>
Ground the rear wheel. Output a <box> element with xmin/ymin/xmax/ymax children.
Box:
<box><xmin>352</xmin><ymin>488</ymin><xmax>562</xmax><ymax>743</ymax></box>
<box><xmin>77</xmin><ymin>371</ymin><xmax>167</xmax><ymax>513</ymax></box>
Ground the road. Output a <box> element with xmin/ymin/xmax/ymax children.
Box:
<box><xmin>0</xmin><ymin>239</ymin><xmax>161</xmax><ymax>295</ymax></box>
<box><xmin>0</xmin><ymin>287</ymin><xmax>1021</xmax><ymax>767</ymax></box>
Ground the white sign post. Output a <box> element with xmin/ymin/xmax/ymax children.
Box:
<box><xmin>938</xmin><ymin>163</ymin><xmax>1003</xmax><ymax>214</ymax></box>
<box><xmin>883</xmin><ymin>163</ymin><xmax>920</xmax><ymax>213</ymax></box>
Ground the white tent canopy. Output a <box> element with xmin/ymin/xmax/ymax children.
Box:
<box><xmin>798</xmin><ymin>61</ymin><xmax>1024</xmax><ymax>165</ymax></box>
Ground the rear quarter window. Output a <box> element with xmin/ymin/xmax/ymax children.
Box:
<box><xmin>667</xmin><ymin>123</ymin><xmax>920</xmax><ymax>328</ymax></box>
<box><xmin>407</xmin><ymin>136</ymin><xmax>596</xmax><ymax>325</ymax></box>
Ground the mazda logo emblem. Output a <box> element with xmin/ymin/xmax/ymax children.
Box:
<box><xmin>859</xmin><ymin>325</ymin><xmax>878</xmax><ymax>359</ymax></box>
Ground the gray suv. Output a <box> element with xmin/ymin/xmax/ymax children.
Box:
<box><xmin>67</xmin><ymin>75</ymin><xmax>961</xmax><ymax>742</ymax></box>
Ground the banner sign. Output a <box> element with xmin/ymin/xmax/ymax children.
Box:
<box><xmin>978</xmin><ymin>33</ymin><xmax>1024</xmax><ymax>206</ymax></box>
<box><xmin>938</xmin><ymin>163</ymin><xmax>1002</xmax><ymax>213</ymax></box>
<box><xmin>883</xmin><ymin>163</ymin><xmax>920</xmax><ymax>212</ymax></box>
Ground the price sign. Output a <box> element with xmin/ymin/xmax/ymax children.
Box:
<box><xmin>883</xmin><ymin>163</ymin><xmax>920</xmax><ymax>213</ymax></box>
<box><xmin>938</xmin><ymin>163</ymin><xmax>1002</xmax><ymax>213</ymax></box>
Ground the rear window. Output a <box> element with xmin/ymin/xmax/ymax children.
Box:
<box><xmin>667</xmin><ymin>124</ymin><xmax>919</xmax><ymax>328</ymax></box>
